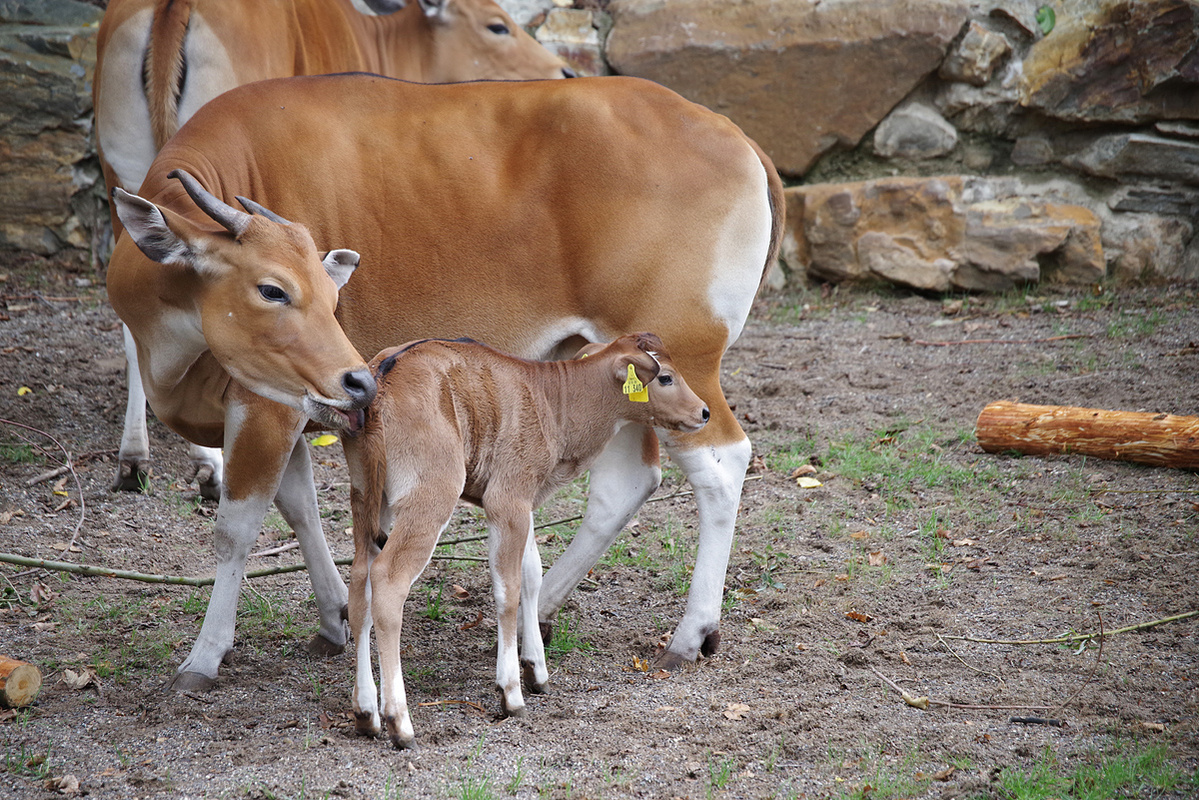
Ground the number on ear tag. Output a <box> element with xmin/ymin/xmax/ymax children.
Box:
<box><xmin>623</xmin><ymin>363</ymin><xmax>649</xmax><ymax>403</ymax></box>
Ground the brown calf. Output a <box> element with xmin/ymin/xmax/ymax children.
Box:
<box><xmin>342</xmin><ymin>334</ymin><xmax>708</xmax><ymax>749</ymax></box>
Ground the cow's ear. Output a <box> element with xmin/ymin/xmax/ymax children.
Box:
<box><xmin>416</xmin><ymin>0</ymin><xmax>448</xmax><ymax>20</ymax></box>
<box><xmin>112</xmin><ymin>188</ymin><xmax>193</xmax><ymax>265</ymax></box>
<box><xmin>322</xmin><ymin>249</ymin><xmax>360</xmax><ymax>290</ymax></box>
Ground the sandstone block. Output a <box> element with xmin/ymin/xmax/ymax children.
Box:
<box><xmin>787</xmin><ymin>177</ymin><xmax>1106</xmax><ymax>291</ymax></box>
<box><xmin>535</xmin><ymin>8</ymin><xmax>608</xmax><ymax>76</ymax></box>
<box><xmin>605</xmin><ymin>0</ymin><xmax>968</xmax><ymax>176</ymax></box>
<box><xmin>1020</xmin><ymin>0</ymin><xmax>1199</xmax><ymax>124</ymax></box>
<box><xmin>939</xmin><ymin>20</ymin><xmax>1010</xmax><ymax>86</ymax></box>
<box><xmin>873</xmin><ymin>102</ymin><xmax>958</xmax><ymax>160</ymax></box>
<box><xmin>1065</xmin><ymin>133</ymin><xmax>1199</xmax><ymax>186</ymax></box>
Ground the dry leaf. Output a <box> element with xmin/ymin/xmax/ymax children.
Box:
<box><xmin>61</xmin><ymin>668</ymin><xmax>96</xmax><ymax>690</ymax></box>
<box><xmin>649</xmin><ymin>669</ymin><xmax>672</xmax><ymax>680</ymax></box>
<box><xmin>796</xmin><ymin>476</ymin><xmax>822</xmax><ymax>489</ymax></box>
<box><xmin>44</xmin><ymin>775</ymin><xmax>80</xmax><ymax>795</ymax></box>
<box><xmin>749</xmin><ymin>617</ymin><xmax>778</xmax><ymax>632</ymax></box>
<box><xmin>459</xmin><ymin>610</ymin><xmax>483</xmax><ymax>631</ymax></box>
<box><xmin>631</xmin><ymin>656</ymin><xmax>649</xmax><ymax>673</ymax></box>
<box><xmin>789</xmin><ymin>464</ymin><xmax>817</xmax><ymax>478</ymax></box>
<box><xmin>17</xmin><ymin>386</ymin><xmax>33</xmax><ymax>396</ymax></box>
<box><xmin>1141</xmin><ymin>721</ymin><xmax>1166</xmax><ymax>733</ymax></box>
<box><xmin>952</xmin><ymin>538</ymin><xmax>978</xmax><ymax>547</ymax></box>
<box><xmin>450</xmin><ymin>584</ymin><xmax>470</xmax><ymax>600</ymax></box>
<box><xmin>902</xmin><ymin>691</ymin><xmax>930</xmax><ymax>710</ymax></box>
<box><xmin>900</xmin><ymin>651</ymin><xmax>912</xmax><ymax>665</ymax></box>
<box><xmin>933</xmin><ymin>767</ymin><xmax>956</xmax><ymax>781</ymax></box>
<box><xmin>849</xmin><ymin>531</ymin><xmax>869</xmax><ymax>541</ymax></box>
<box><xmin>723</xmin><ymin>703</ymin><xmax>751</xmax><ymax>720</ymax></box>
<box><xmin>845</xmin><ymin>611</ymin><xmax>873</xmax><ymax>623</ymax></box>
<box><xmin>32</xmin><ymin>621</ymin><xmax>58</xmax><ymax>632</ymax></box>
<box><xmin>867</xmin><ymin>551</ymin><xmax>886</xmax><ymax>566</ymax></box>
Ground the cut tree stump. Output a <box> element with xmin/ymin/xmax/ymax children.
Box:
<box><xmin>0</xmin><ymin>655</ymin><xmax>42</xmax><ymax>707</ymax></box>
<box><xmin>976</xmin><ymin>401</ymin><xmax>1199</xmax><ymax>469</ymax></box>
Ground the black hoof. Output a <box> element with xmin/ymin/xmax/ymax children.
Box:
<box><xmin>701</xmin><ymin>629</ymin><xmax>721</xmax><ymax>657</ymax></box>
<box><xmin>538</xmin><ymin>620</ymin><xmax>553</xmax><ymax>645</ymax></box>
<box><xmin>112</xmin><ymin>460</ymin><xmax>150</xmax><ymax>493</ymax></box>
<box><xmin>650</xmin><ymin>649</ymin><xmax>689</xmax><ymax>672</ymax></box>
<box><xmin>164</xmin><ymin>670</ymin><xmax>216</xmax><ymax>692</ymax></box>
<box><xmin>307</xmin><ymin>633</ymin><xmax>346</xmax><ymax>657</ymax></box>
<box><xmin>521</xmin><ymin>661</ymin><xmax>548</xmax><ymax>694</ymax></box>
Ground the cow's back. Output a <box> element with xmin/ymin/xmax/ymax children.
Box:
<box><xmin>136</xmin><ymin>74</ymin><xmax>778</xmax><ymax>360</ymax></box>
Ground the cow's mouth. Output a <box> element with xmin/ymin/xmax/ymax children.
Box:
<box><xmin>303</xmin><ymin>395</ymin><xmax>366</xmax><ymax>435</ymax></box>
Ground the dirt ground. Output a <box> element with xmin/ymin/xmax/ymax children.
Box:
<box><xmin>1</xmin><ymin>255</ymin><xmax>1197</xmax><ymax>799</ymax></box>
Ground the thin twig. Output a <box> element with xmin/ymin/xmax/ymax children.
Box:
<box><xmin>909</xmin><ymin>334</ymin><xmax>1090</xmax><ymax>347</ymax></box>
<box><xmin>1045</xmin><ymin>608</ymin><xmax>1105</xmax><ymax>719</ymax></box>
<box><xmin>936</xmin><ymin>633</ymin><xmax>1005</xmax><ymax>687</ymax></box>
<box><xmin>944</xmin><ymin>610</ymin><xmax>1198</xmax><ymax>644</ymax></box>
<box><xmin>249</xmin><ymin>541</ymin><xmax>300</xmax><ymax>558</ymax></box>
<box><xmin>417</xmin><ymin>699</ymin><xmax>490</xmax><ymax>715</ymax></box>
<box><xmin>868</xmin><ymin>666</ymin><xmax>1051</xmax><ymax>711</ymax></box>
<box><xmin>0</xmin><ymin>418</ymin><xmax>86</xmax><ymax>554</ymax></box>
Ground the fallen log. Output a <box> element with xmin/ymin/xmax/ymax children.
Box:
<box><xmin>0</xmin><ymin>656</ymin><xmax>42</xmax><ymax>708</ymax></box>
<box><xmin>976</xmin><ymin>401</ymin><xmax>1199</xmax><ymax>469</ymax></box>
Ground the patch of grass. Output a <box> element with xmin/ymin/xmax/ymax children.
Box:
<box><xmin>421</xmin><ymin>579</ymin><xmax>448</xmax><ymax>621</ymax></box>
<box><xmin>1106</xmin><ymin>309</ymin><xmax>1164</xmax><ymax>339</ymax></box>
<box><xmin>766</xmin><ymin>435</ymin><xmax>819</xmax><ymax>475</ymax></box>
<box><xmin>2</xmin><ymin>743</ymin><xmax>53</xmax><ymax>781</ymax></box>
<box><xmin>0</xmin><ymin>442</ymin><xmax>42</xmax><ymax>464</ymax></box>
<box><xmin>545</xmin><ymin>612</ymin><xmax>595</xmax><ymax>662</ymax></box>
<box><xmin>706</xmin><ymin>752</ymin><xmax>736</xmax><ymax>796</ymax></box>
<box><xmin>999</xmin><ymin>743</ymin><xmax>1198</xmax><ymax>800</ymax></box>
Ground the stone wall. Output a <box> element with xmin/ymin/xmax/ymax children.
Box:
<box><xmin>0</xmin><ymin>0</ymin><xmax>104</xmax><ymax>265</ymax></box>
<box><xmin>5</xmin><ymin>0</ymin><xmax>1198</xmax><ymax>289</ymax></box>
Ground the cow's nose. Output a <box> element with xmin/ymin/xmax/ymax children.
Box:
<box><xmin>342</xmin><ymin>368</ymin><xmax>377</xmax><ymax>408</ymax></box>
<box><xmin>562</xmin><ymin>67</ymin><xmax>577</xmax><ymax>79</ymax></box>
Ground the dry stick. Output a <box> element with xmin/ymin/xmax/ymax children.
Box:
<box><xmin>936</xmin><ymin>633</ymin><xmax>1005</xmax><ymax>687</ymax></box>
<box><xmin>0</xmin><ymin>418</ymin><xmax>86</xmax><ymax>555</ymax></box>
<box><xmin>1041</xmin><ymin>608</ymin><xmax>1105</xmax><ymax>722</ymax></box>
<box><xmin>944</xmin><ymin>610</ymin><xmax>1199</xmax><ymax>645</ymax></box>
<box><xmin>417</xmin><ymin>699</ymin><xmax>490</xmax><ymax>715</ymax></box>
<box><xmin>868</xmin><ymin>666</ymin><xmax>1045</xmax><ymax>710</ymax></box>
<box><xmin>910</xmin><ymin>334</ymin><xmax>1089</xmax><ymax>347</ymax></box>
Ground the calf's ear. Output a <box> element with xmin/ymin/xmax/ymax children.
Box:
<box><xmin>112</xmin><ymin>188</ymin><xmax>193</xmax><ymax>265</ymax></box>
<box><xmin>321</xmin><ymin>249</ymin><xmax>361</xmax><ymax>290</ymax></box>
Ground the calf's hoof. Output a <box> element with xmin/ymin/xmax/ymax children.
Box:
<box><xmin>307</xmin><ymin>632</ymin><xmax>346</xmax><ymax>657</ymax></box>
<box><xmin>701</xmin><ymin>629</ymin><xmax>721</xmax><ymax>657</ymax></box>
<box><xmin>112</xmin><ymin>458</ymin><xmax>150</xmax><ymax>493</ymax></box>
<box><xmin>187</xmin><ymin>463</ymin><xmax>222</xmax><ymax>502</ymax></box>
<box><xmin>521</xmin><ymin>661</ymin><xmax>548</xmax><ymax>695</ymax></box>
<box><xmin>385</xmin><ymin>717</ymin><xmax>415</xmax><ymax>750</ymax></box>
<box><xmin>538</xmin><ymin>620</ymin><xmax>554</xmax><ymax>645</ymax></box>
<box><xmin>164</xmin><ymin>670</ymin><xmax>216</xmax><ymax>692</ymax></box>
<box><xmin>353</xmin><ymin>711</ymin><xmax>381</xmax><ymax>738</ymax></box>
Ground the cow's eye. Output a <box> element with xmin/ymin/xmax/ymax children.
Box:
<box><xmin>657</xmin><ymin>374</ymin><xmax>674</xmax><ymax>386</ymax></box>
<box><xmin>487</xmin><ymin>22</ymin><xmax>510</xmax><ymax>35</ymax></box>
<box><xmin>258</xmin><ymin>284</ymin><xmax>289</xmax><ymax>304</ymax></box>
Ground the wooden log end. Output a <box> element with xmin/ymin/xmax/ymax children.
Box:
<box><xmin>0</xmin><ymin>656</ymin><xmax>43</xmax><ymax>708</ymax></box>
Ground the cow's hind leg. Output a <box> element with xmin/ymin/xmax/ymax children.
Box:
<box><xmin>114</xmin><ymin>324</ymin><xmax>223</xmax><ymax>499</ymax></box>
<box><xmin>537</xmin><ymin>424</ymin><xmax>660</xmax><ymax>639</ymax></box>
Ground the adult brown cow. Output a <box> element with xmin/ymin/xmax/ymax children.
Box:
<box><xmin>95</xmin><ymin>0</ymin><xmax>573</xmax><ymax>498</ymax></box>
<box><xmin>107</xmin><ymin>73</ymin><xmax>784</xmax><ymax>690</ymax></box>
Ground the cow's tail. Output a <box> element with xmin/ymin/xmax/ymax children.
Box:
<box><xmin>146</xmin><ymin>0</ymin><xmax>198</xmax><ymax>149</ymax></box>
<box><xmin>749</xmin><ymin>137</ymin><xmax>787</xmax><ymax>293</ymax></box>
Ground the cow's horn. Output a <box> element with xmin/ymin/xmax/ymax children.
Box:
<box><xmin>235</xmin><ymin>196</ymin><xmax>294</xmax><ymax>226</ymax></box>
<box><xmin>168</xmin><ymin>169</ymin><xmax>251</xmax><ymax>237</ymax></box>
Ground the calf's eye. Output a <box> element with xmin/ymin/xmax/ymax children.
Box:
<box><xmin>487</xmin><ymin>22</ymin><xmax>510</xmax><ymax>35</ymax></box>
<box><xmin>657</xmin><ymin>375</ymin><xmax>674</xmax><ymax>386</ymax></box>
<box><xmin>259</xmin><ymin>284</ymin><xmax>289</xmax><ymax>303</ymax></box>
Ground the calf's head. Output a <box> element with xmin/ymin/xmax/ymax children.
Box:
<box><xmin>591</xmin><ymin>333</ymin><xmax>709</xmax><ymax>434</ymax></box>
<box><xmin>112</xmin><ymin>169</ymin><xmax>376</xmax><ymax>428</ymax></box>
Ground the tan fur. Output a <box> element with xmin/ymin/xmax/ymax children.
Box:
<box><xmin>343</xmin><ymin>334</ymin><xmax>707</xmax><ymax>747</ymax></box>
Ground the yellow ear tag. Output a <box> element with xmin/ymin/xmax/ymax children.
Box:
<box><xmin>623</xmin><ymin>363</ymin><xmax>649</xmax><ymax>402</ymax></box>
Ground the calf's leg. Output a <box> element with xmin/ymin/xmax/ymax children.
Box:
<box><xmin>518</xmin><ymin>513</ymin><xmax>549</xmax><ymax>694</ymax></box>
<box><xmin>348</xmin><ymin>535</ymin><xmax>382</xmax><ymax>737</ymax></box>
<box><xmin>486</xmin><ymin>501</ymin><xmax>538</xmax><ymax>717</ymax></box>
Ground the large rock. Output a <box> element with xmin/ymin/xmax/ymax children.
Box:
<box><xmin>786</xmin><ymin>176</ymin><xmax>1105</xmax><ymax>291</ymax></box>
<box><xmin>604</xmin><ymin>0</ymin><xmax>969</xmax><ymax>176</ymax></box>
<box><xmin>1065</xmin><ymin>133</ymin><xmax>1199</xmax><ymax>186</ymax></box>
<box><xmin>873</xmin><ymin>102</ymin><xmax>958</xmax><ymax>160</ymax></box>
<box><xmin>1020</xmin><ymin>0</ymin><xmax>1199</xmax><ymax>124</ymax></box>
<box><xmin>0</xmin><ymin>0</ymin><xmax>102</xmax><ymax>257</ymax></box>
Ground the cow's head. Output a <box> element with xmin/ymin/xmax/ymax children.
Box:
<box><xmin>111</xmin><ymin>170</ymin><xmax>376</xmax><ymax>430</ymax></box>
<box><xmin>414</xmin><ymin>0</ymin><xmax>577</xmax><ymax>81</ymax></box>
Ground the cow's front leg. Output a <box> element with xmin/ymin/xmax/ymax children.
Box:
<box><xmin>166</xmin><ymin>393</ymin><xmax>306</xmax><ymax>691</ymax></box>
<box><xmin>655</xmin><ymin>436</ymin><xmax>751</xmax><ymax>669</ymax></box>
<box><xmin>273</xmin><ymin>436</ymin><xmax>349</xmax><ymax>655</ymax></box>
<box><xmin>538</xmin><ymin>425</ymin><xmax>660</xmax><ymax>639</ymax></box>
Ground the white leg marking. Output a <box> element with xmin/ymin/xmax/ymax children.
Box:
<box><xmin>519</xmin><ymin>513</ymin><xmax>549</xmax><ymax>691</ymax></box>
<box><xmin>115</xmin><ymin>324</ymin><xmax>151</xmax><ymax>489</ymax></box>
<box><xmin>659</xmin><ymin>437</ymin><xmax>752</xmax><ymax>661</ymax></box>
<box><xmin>351</xmin><ymin>544</ymin><xmax>380</xmax><ymax>735</ymax></box>
<box><xmin>490</xmin><ymin>518</ymin><xmax>525</xmax><ymax>716</ymax></box>
<box><xmin>539</xmin><ymin>424</ymin><xmax>661</xmax><ymax>620</ymax></box>
<box><xmin>274</xmin><ymin>438</ymin><xmax>349</xmax><ymax>650</ymax></box>
<box><xmin>95</xmin><ymin>9</ymin><xmax>155</xmax><ymax>192</ymax></box>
